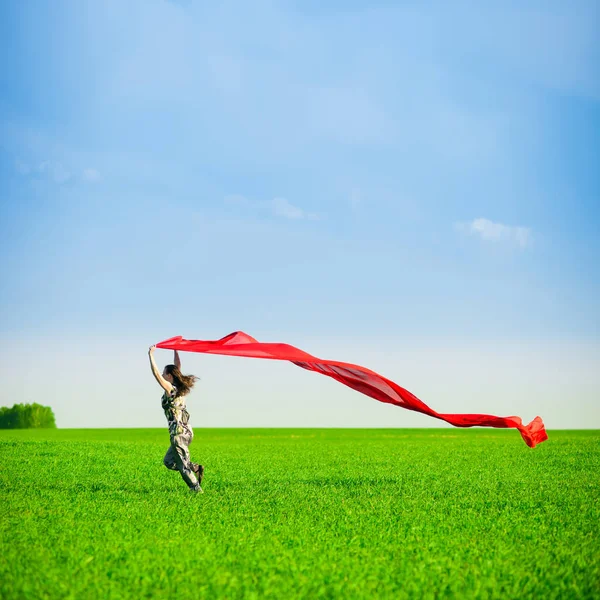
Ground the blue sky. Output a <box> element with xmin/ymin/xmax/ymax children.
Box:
<box><xmin>1</xmin><ymin>0</ymin><xmax>598</xmax><ymax>430</ymax></box>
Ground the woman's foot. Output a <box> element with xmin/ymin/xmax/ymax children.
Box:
<box><xmin>193</xmin><ymin>463</ymin><xmax>204</xmax><ymax>484</ymax></box>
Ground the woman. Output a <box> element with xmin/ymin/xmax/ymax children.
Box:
<box><xmin>148</xmin><ymin>345</ymin><xmax>204</xmax><ymax>493</ymax></box>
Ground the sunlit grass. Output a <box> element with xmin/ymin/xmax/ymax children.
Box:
<box><xmin>1</xmin><ymin>428</ymin><xmax>598</xmax><ymax>599</ymax></box>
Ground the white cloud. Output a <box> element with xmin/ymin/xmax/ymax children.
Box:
<box><xmin>15</xmin><ymin>158</ymin><xmax>98</xmax><ymax>185</ymax></box>
<box><xmin>225</xmin><ymin>195</ymin><xmax>320</xmax><ymax>221</ymax></box>
<box><xmin>82</xmin><ymin>168</ymin><xmax>101</xmax><ymax>182</ymax></box>
<box><xmin>38</xmin><ymin>161</ymin><xmax>71</xmax><ymax>184</ymax></box>
<box><xmin>457</xmin><ymin>218</ymin><xmax>533</xmax><ymax>248</ymax></box>
<box><xmin>272</xmin><ymin>197</ymin><xmax>305</xmax><ymax>220</ymax></box>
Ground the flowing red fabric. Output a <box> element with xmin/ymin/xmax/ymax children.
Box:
<box><xmin>156</xmin><ymin>332</ymin><xmax>548</xmax><ymax>448</ymax></box>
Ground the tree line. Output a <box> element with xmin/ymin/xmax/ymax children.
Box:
<box><xmin>0</xmin><ymin>403</ymin><xmax>57</xmax><ymax>429</ymax></box>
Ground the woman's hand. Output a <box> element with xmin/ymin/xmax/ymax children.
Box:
<box><xmin>148</xmin><ymin>345</ymin><xmax>156</xmax><ymax>355</ymax></box>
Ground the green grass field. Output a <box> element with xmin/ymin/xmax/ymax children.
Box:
<box><xmin>1</xmin><ymin>428</ymin><xmax>598</xmax><ymax>599</ymax></box>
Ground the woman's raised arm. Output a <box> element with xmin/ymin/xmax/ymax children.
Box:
<box><xmin>148</xmin><ymin>345</ymin><xmax>173</xmax><ymax>393</ymax></box>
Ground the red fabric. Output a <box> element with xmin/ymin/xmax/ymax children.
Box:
<box><xmin>156</xmin><ymin>331</ymin><xmax>548</xmax><ymax>448</ymax></box>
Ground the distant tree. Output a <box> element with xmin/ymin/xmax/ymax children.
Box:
<box><xmin>0</xmin><ymin>403</ymin><xmax>57</xmax><ymax>429</ymax></box>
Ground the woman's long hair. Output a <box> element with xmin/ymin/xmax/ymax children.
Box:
<box><xmin>164</xmin><ymin>364</ymin><xmax>198</xmax><ymax>397</ymax></box>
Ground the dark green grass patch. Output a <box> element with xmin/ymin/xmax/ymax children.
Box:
<box><xmin>1</xmin><ymin>429</ymin><xmax>598</xmax><ymax>599</ymax></box>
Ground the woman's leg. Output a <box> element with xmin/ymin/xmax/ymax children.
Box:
<box><xmin>170</xmin><ymin>433</ymin><xmax>200</xmax><ymax>490</ymax></box>
<box><xmin>187</xmin><ymin>429</ymin><xmax>205</xmax><ymax>483</ymax></box>
<box><xmin>163</xmin><ymin>445</ymin><xmax>178</xmax><ymax>471</ymax></box>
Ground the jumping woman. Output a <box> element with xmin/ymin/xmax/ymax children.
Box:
<box><xmin>148</xmin><ymin>345</ymin><xmax>204</xmax><ymax>493</ymax></box>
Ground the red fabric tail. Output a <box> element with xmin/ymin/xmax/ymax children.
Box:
<box><xmin>156</xmin><ymin>332</ymin><xmax>548</xmax><ymax>447</ymax></box>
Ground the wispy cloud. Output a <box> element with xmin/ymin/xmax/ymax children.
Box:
<box><xmin>456</xmin><ymin>218</ymin><xmax>533</xmax><ymax>248</ymax></box>
<box><xmin>14</xmin><ymin>155</ymin><xmax>101</xmax><ymax>185</ymax></box>
<box><xmin>82</xmin><ymin>168</ymin><xmax>101</xmax><ymax>182</ymax></box>
<box><xmin>271</xmin><ymin>197</ymin><xmax>320</xmax><ymax>221</ymax></box>
<box><xmin>272</xmin><ymin>197</ymin><xmax>305</xmax><ymax>220</ymax></box>
<box><xmin>38</xmin><ymin>161</ymin><xmax>72</xmax><ymax>184</ymax></box>
<box><xmin>224</xmin><ymin>195</ymin><xmax>320</xmax><ymax>221</ymax></box>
